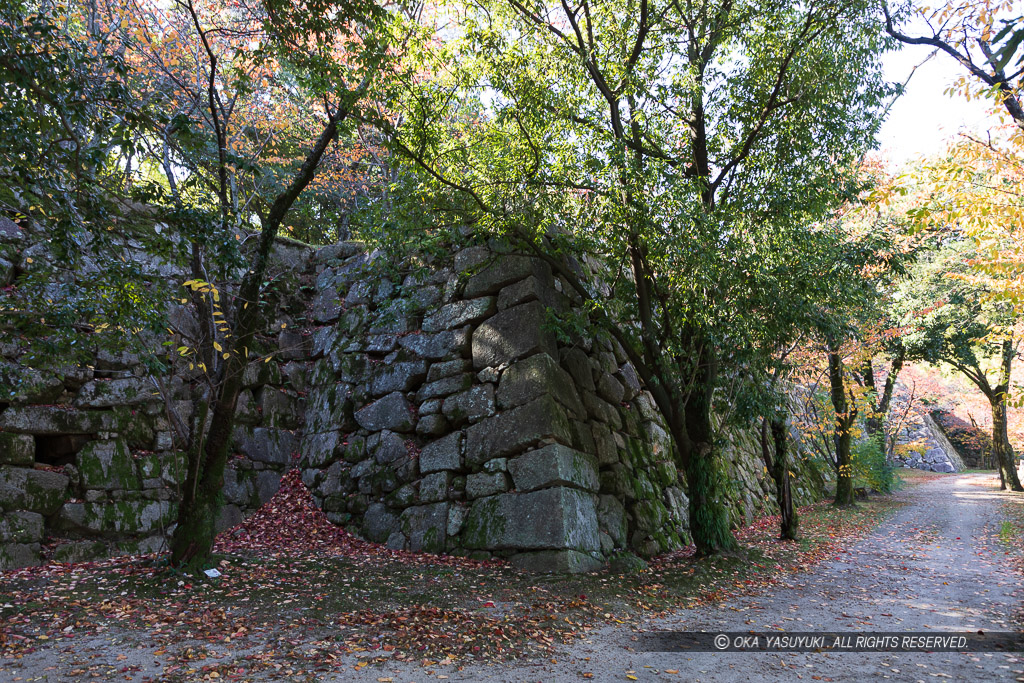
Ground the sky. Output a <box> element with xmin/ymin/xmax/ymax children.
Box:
<box><xmin>878</xmin><ymin>44</ymin><xmax>1004</xmax><ymax>167</ymax></box>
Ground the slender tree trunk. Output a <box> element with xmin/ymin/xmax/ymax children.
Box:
<box><xmin>168</xmin><ymin>100</ymin><xmax>358</xmax><ymax>568</ymax></box>
<box><xmin>828</xmin><ymin>347</ymin><xmax>856</xmax><ymax>506</ymax></box>
<box><xmin>761</xmin><ymin>415</ymin><xmax>799</xmax><ymax>540</ymax></box>
<box><xmin>862</xmin><ymin>346</ymin><xmax>904</xmax><ymax>446</ymax></box>
<box><xmin>771</xmin><ymin>416</ymin><xmax>799</xmax><ymax>539</ymax></box>
<box><xmin>990</xmin><ymin>394</ymin><xmax>1024</xmax><ymax>492</ymax></box>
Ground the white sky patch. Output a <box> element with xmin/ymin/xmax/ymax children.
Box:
<box><xmin>878</xmin><ymin>44</ymin><xmax>1004</xmax><ymax>168</ymax></box>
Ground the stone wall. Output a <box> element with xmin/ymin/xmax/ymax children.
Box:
<box><xmin>0</xmin><ymin>216</ymin><xmax>314</xmax><ymax>569</ymax></box>
<box><xmin>296</xmin><ymin>240</ymin><xmax>832</xmax><ymax>572</ymax></box>
<box><xmin>0</xmin><ymin>221</ymin><xmax>833</xmax><ymax>572</ymax></box>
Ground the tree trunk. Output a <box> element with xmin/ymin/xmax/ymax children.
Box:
<box><xmin>761</xmin><ymin>415</ymin><xmax>799</xmax><ymax>540</ymax></box>
<box><xmin>167</xmin><ymin>102</ymin><xmax>357</xmax><ymax>568</ymax></box>
<box><xmin>990</xmin><ymin>394</ymin><xmax>1024</xmax><ymax>492</ymax></box>
<box><xmin>771</xmin><ymin>416</ymin><xmax>799</xmax><ymax>539</ymax></box>
<box><xmin>679</xmin><ymin>350</ymin><xmax>739</xmax><ymax>556</ymax></box>
<box><xmin>828</xmin><ymin>347</ymin><xmax>856</xmax><ymax>506</ymax></box>
<box><xmin>862</xmin><ymin>346</ymin><xmax>904</xmax><ymax>445</ymax></box>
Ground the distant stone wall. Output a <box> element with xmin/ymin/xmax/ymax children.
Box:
<box><xmin>0</xmin><ymin>220</ymin><xmax>833</xmax><ymax>572</ymax></box>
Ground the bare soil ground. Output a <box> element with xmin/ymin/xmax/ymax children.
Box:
<box><xmin>3</xmin><ymin>471</ymin><xmax>1021</xmax><ymax>683</ymax></box>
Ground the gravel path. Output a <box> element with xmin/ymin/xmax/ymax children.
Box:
<box><xmin>352</xmin><ymin>472</ymin><xmax>1024</xmax><ymax>683</ymax></box>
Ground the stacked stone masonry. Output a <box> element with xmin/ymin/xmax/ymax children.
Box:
<box><xmin>0</xmin><ymin>221</ymin><xmax>832</xmax><ymax>572</ymax></box>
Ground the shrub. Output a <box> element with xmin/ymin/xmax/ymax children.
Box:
<box><xmin>852</xmin><ymin>435</ymin><xmax>901</xmax><ymax>494</ymax></box>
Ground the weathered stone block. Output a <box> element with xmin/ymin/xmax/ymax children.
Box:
<box><xmin>261</xmin><ymin>389</ymin><xmax>302</xmax><ymax>429</ymax></box>
<box><xmin>402</xmin><ymin>502</ymin><xmax>449</xmax><ymax>552</ymax></box>
<box><xmin>0</xmin><ymin>433</ymin><xmax>34</xmax><ymax>465</ymax></box>
<box><xmin>216</xmin><ymin>504</ymin><xmax>244</xmax><ymax>534</ymax></box>
<box><xmin>508</xmin><ymin>444</ymin><xmax>599</xmax><ymax>493</ymax></box>
<box><xmin>75</xmin><ymin>377</ymin><xmax>155</xmax><ymax>408</ymax></box>
<box><xmin>223</xmin><ymin>467</ymin><xmax>256</xmax><ymax>506</ymax></box>
<box><xmin>416</xmin><ymin>373</ymin><xmax>474</xmax><ymax>402</ymax></box>
<box><xmin>0</xmin><ymin>510</ymin><xmax>44</xmax><ymax>543</ymax></box>
<box><xmin>384</xmin><ymin>482</ymin><xmax>417</xmax><ymax>508</ymax></box>
<box><xmin>310</xmin><ymin>289</ymin><xmax>342</xmax><ymax>322</ymax></box>
<box><xmin>363</xmin><ymin>502</ymin><xmax>400</xmax><ymax>543</ymax></box>
<box><xmin>0</xmin><ymin>363</ymin><xmax>64</xmax><ymax>404</ymax></box>
<box><xmin>419</xmin><ymin>471</ymin><xmax>452</xmax><ymax>503</ymax></box>
<box><xmin>277</xmin><ymin>329</ymin><xmax>310</xmax><ymax>360</ymax></box>
<box><xmin>466</xmin><ymin>472</ymin><xmax>509</xmax><ymax>499</ymax></box>
<box><xmin>236</xmin><ymin>428</ymin><xmax>298</xmax><ymax>465</ymax></box>
<box><xmin>51</xmin><ymin>540</ymin><xmax>107</xmax><ymax>564</ymax></box>
<box><xmin>57</xmin><ymin>499</ymin><xmax>175</xmax><ymax>535</ymax></box>
<box><xmin>471</xmin><ymin>301</ymin><xmax>557</xmax><ymax>369</ymax></box>
<box><xmin>581</xmin><ymin>391</ymin><xmax>623</xmax><ymax>429</ymax></box>
<box><xmin>463</xmin><ymin>255</ymin><xmax>551</xmax><ymax>298</ymax></box>
<box><xmin>311</xmin><ymin>327</ymin><xmax>338</xmax><ymax>358</ymax></box>
<box><xmin>461</xmin><ymin>487</ymin><xmax>600</xmax><ymax>552</ymax></box>
<box><xmin>596</xmin><ymin>495</ymin><xmax>627</xmax><ymax>546</ymax></box>
<box><xmin>0</xmin><ymin>467</ymin><xmax>69</xmax><ymax>514</ymax></box>
<box><xmin>242</xmin><ymin>360</ymin><xmax>281</xmax><ymax>387</ymax></box>
<box><xmin>302</xmin><ymin>431</ymin><xmax>341</xmax><ymax>468</ymax></box>
<box><xmin>426</xmin><ymin>359</ymin><xmax>472</xmax><ymax>382</ymax></box>
<box><xmin>370</xmin><ymin>361</ymin><xmax>428</xmax><ymax>396</ymax></box>
<box><xmin>398</xmin><ymin>328</ymin><xmax>472</xmax><ymax>360</ymax></box>
<box><xmin>415</xmin><ymin>414</ymin><xmax>448</xmax><ymax>437</ymax></box>
<box><xmin>373</xmin><ymin>430</ymin><xmax>408</xmax><ymax>464</ymax></box>
<box><xmin>596</xmin><ymin>373</ymin><xmax>625</xmax><ymax>405</ymax></box>
<box><xmin>235</xmin><ymin>389</ymin><xmax>260</xmax><ymax>425</ymax></box>
<box><xmin>354</xmin><ymin>392</ymin><xmax>414</xmax><ymax>433</ymax></box>
<box><xmin>442</xmin><ymin>385</ymin><xmax>496</xmax><ymax>424</ymax></box>
<box><xmin>256</xmin><ymin>471</ymin><xmax>281</xmax><ymax>504</ymax></box>
<box><xmin>447</xmin><ymin>505</ymin><xmax>468</xmax><ymax>536</ymax></box>
<box><xmin>0</xmin><ymin>406</ymin><xmax>109</xmax><ymax>434</ymax></box>
<box><xmin>0</xmin><ymin>542</ymin><xmax>40</xmax><ymax>570</ymax></box>
<box><xmin>483</xmin><ymin>457</ymin><xmax>507</xmax><ymax>473</ymax></box>
<box><xmin>305</xmin><ymin>382</ymin><xmax>353</xmax><ymax>434</ymax></box>
<box><xmin>464</xmin><ymin>396</ymin><xmax>572</xmax><ymax>466</ymax></box>
<box><xmin>510</xmin><ymin>549</ymin><xmax>603</xmax><ymax>574</ymax></box>
<box><xmin>422</xmin><ymin>297</ymin><xmax>496</xmax><ymax>332</ymax></box>
<box><xmin>497</xmin><ymin>353</ymin><xmax>585</xmax><ymax>417</ymax></box>
<box><xmin>283</xmin><ymin>362</ymin><xmax>308</xmax><ymax>392</ymax></box>
<box><xmin>76</xmin><ymin>439</ymin><xmax>140</xmax><ymax>491</ymax></box>
<box><xmin>618</xmin><ymin>364</ymin><xmax>642</xmax><ymax>400</ymax></box>
<box><xmin>420</xmin><ymin>433</ymin><xmax>462</xmax><ymax>474</ymax></box>
<box><xmin>560</xmin><ymin>347</ymin><xmax>595</xmax><ymax>392</ymax></box>
<box><xmin>454</xmin><ymin>245</ymin><xmax>490</xmax><ymax>273</ymax></box>
<box><xmin>497</xmin><ymin>275</ymin><xmax>560</xmax><ymax>311</ymax></box>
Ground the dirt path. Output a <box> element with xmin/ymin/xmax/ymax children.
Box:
<box><xmin>348</xmin><ymin>472</ymin><xmax>1024</xmax><ymax>683</ymax></box>
<box><xmin>6</xmin><ymin>473</ymin><xmax>1022</xmax><ymax>682</ymax></box>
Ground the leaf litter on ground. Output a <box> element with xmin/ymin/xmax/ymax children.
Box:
<box><xmin>0</xmin><ymin>468</ymin><xmax>921</xmax><ymax>681</ymax></box>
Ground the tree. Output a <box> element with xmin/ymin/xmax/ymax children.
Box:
<box><xmin>146</xmin><ymin>0</ymin><xmax>401</xmax><ymax>567</ymax></box>
<box><xmin>376</xmin><ymin>0</ymin><xmax>892</xmax><ymax>553</ymax></box>
<box><xmin>0</xmin><ymin>0</ymin><xmax>411</xmax><ymax>568</ymax></box>
<box><xmin>900</xmin><ymin>239</ymin><xmax>1024</xmax><ymax>490</ymax></box>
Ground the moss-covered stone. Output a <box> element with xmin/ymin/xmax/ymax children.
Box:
<box><xmin>0</xmin><ymin>467</ymin><xmax>69</xmax><ymax>514</ymax></box>
<box><xmin>0</xmin><ymin>432</ymin><xmax>34</xmax><ymax>465</ymax></box>
<box><xmin>76</xmin><ymin>439</ymin><xmax>140</xmax><ymax>491</ymax></box>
